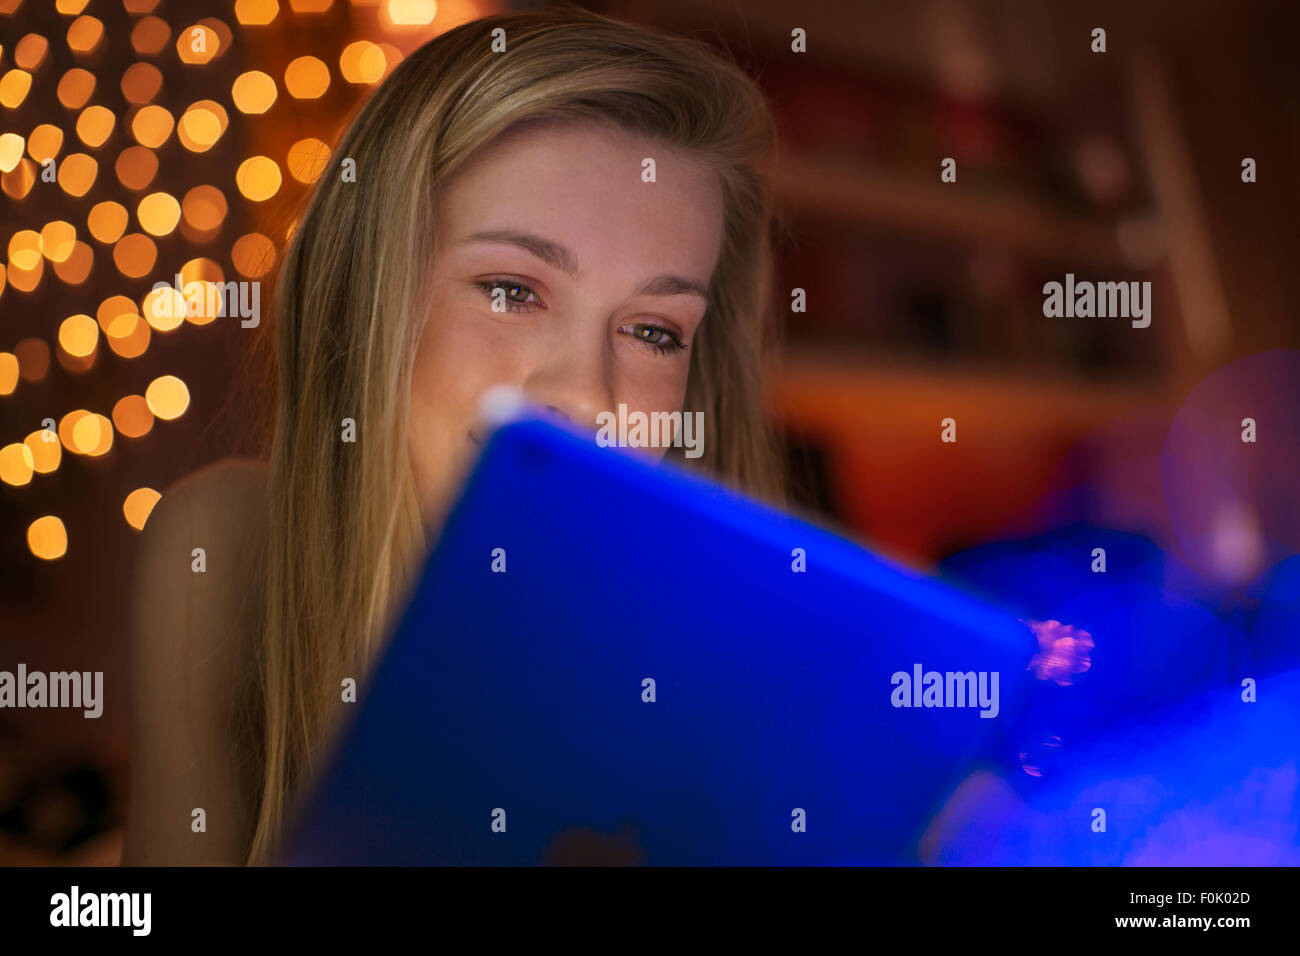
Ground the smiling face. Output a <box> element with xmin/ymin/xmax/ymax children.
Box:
<box><xmin>408</xmin><ymin>120</ymin><xmax>726</xmax><ymax>526</ymax></box>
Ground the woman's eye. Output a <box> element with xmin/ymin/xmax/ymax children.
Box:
<box><xmin>476</xmin><ymin>280</ymin><xmax>542</xmax><ymax>312</ymax></box>
<box><xmin>621</xmin><ymin>322</ymin><xmax>687</xmax><ymax>356</ymax></box>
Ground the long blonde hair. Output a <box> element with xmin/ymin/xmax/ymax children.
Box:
<box><xmin>247</xmin><ymin>6</ymin><xmax>784</xmax><ymax>864</ymax></box>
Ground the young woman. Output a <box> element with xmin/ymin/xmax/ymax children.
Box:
<box><xmin>122</xmin><ymin>7</ymin><xmax>785</xmax><ymax>866</ymax></box>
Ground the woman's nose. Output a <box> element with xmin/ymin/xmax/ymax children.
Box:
<box><xmin>523</xmin><ymin>345</ymin><xmax>613</xmax><ymax>432</ymax></box>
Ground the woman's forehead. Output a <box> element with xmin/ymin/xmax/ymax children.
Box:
<box><xmin>437</xmin><ymin>122</ymin><xmax>725</xmax><ymax>276</ymax></box>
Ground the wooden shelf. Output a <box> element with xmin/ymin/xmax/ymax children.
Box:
<box><xmin>769</xmin><ymin>346</ymin><xmax>1170</xmax><ymax>434</ymax></box>
<box><xmin>771</xmin><ymin>153</ymin><xmax>1134</xmax><ymax>269</ymax></box>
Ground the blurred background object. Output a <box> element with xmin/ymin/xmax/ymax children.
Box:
<box><xmin>1</xmin><ymin>0</ymin><xmax>1297</xmax><ymax>863</ymax></box>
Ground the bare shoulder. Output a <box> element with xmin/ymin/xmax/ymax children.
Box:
<box><xmin>137</xmin><ymin>456</ymin><xmax>269</xmax><ymax>613</ymax></box>
<box><xmin>167</xmin><ymin>456</ymin><xmax>269</xmax><ymax>535</ymax></box>
<box><xmin>131</xmin><ymin>454</ymin><xmax>269</xmax><ymax>687</ymax></box>
<box><xmin>133</xmin><ymin>453</ymin><xmax>267</xmax><ymax>593</ymax></box>
<box><xmin>122</xmin><ymin>457</ymin><xmax>269</xmax><ymax>865</ymax></box>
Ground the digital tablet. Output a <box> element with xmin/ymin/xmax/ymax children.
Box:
<box><xmin>281</xmin><ymin>408</ymin><xmax>1035</xmax><ymax>865</ymax></box>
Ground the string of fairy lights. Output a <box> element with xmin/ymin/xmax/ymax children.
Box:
<box><xmin>0</xmin><ymin>0</ymin><xmax>452</xmax><ymax>562</ymax></box>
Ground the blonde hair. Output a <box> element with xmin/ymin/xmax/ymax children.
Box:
<box><xmin>246</xmin><ymin>6</ymin><xmax>784</xmax><ymax>864</ymax></box>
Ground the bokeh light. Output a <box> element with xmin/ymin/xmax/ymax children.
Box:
<box><xmin>88</xmin><ymin>201</ymin><xmax>129</xmax><ymax>244</ymax></box>
<box><xmin>181</xmin><ymin>257</ymin><xmax>224</xmax><ymax>286</ymax></box>
<box><xmin>69</xmin><ymin>412</ymin><xmax>113</xmax><ymax>457</ymax></box>
<box><xmin>177</xmin><ymin>99</ymin><xmax>228</xmax><ymax>152</ymax></box>
<box><xmin>287</xmin><ymin>137</ymin><xmax>330</xmax><ymax>184</ymax></box>
<box><xmin>186</xmin><ymin>283</ymin><xmax>221</xmax><ymax>326</ymax></box>
<box><xmin>116</xmin><ymin>145</ymin><xmax>159</xmax><ymax>191</ymax></box>
<box><xmin>131</xmin><ymin>104</ymin><xmax>174</xmax><ymax>149</ymax></box>
<box><xmin>66</xmin><ymin>15</ymin><xmax>106</xmax><ymax>56</ymax></box>
<box><xmin>377</xmin><ymin>43</ymin><xmax>404</xmax><ymax>79</ymax></box>
<box><xmin>106</xmin><ymin>315</ymin><xmax>151</xmax><ymax>359</ymax></box>
<box><xmin>123</xmin><ymin>488</ymin><xmax>162</xmax><ymax>531</ymax></box>
<box><xmin>57</xmin><ymin>152</ymin><xmax>98</xmax><ymax>197</ymax></box>
<box><xmin>384</xmin><ymin>0</ymin><xmax>438</xmax><ymax>27</ymax></box>
<box><xmin>199</xmin><ymin>18</ymin><xmax>234</xmax><ymax>55</ymax></box>
<box><xmin>0</xmin><ymin>443</ymin><xmax>35</xmax><ymax>487</ymax></box>
<box><xmin>52</xmin><ymin>241</ymin><xmax>93</xmax><ymax>285</ymax></box>
<box><xmin>284</xmin><ymin>56</ymin><xmax>330</xmax><ymax>99</ymax></box>
<box><xmin>137</xmin><ymin>191</ymin><xmax>181</xmax><ymax>236</ymax></box>
<box><xmin>235</xmin><ymin>0</ymin><xmax>279</xmax><ymax>26</ymax></box>
<box><xmin>7</xmin><ymin>257</ymin><xmax>44</xmax><ymax>292</ymax></box>
<box><xmin>181</xmin><ymin>185</ymin><xmax>228</xmax><ymax>242</ymax></box>
<box><xmin>56</xmin><ymin>67</ymin><xmax>95</xmax><ymax>109</ymax></box>
<box><xmin>56</xmin><ymin>335</ymin><xmax>95</xmax><ymax>375</ymax></box>
<box><xmin>14</xmin><ymin>338</ymin><xmax>50</xmax><ymax>384</ymax></box>
<box><xmin>112</xmin><ymin>395</ymin><xmax>154</xmax><ymax>438</ymax></box>
<box><xmin>232</xmin><ymin>232</ymin><xmax>276</xmax><ymax>278</ymax></box>
<box><xmin>131</xmin><ymin>16</ymin><xmax>171</xmax><ymax>57</ymax></box>
<box><xmin>39</xmin><ymin>221</ymin><xmax>77</xmax><ymax>262</ymax></box>
<box><xmin>145</xmin><ymin>375</ymin><xmax>190</xmax><ymax>420</ymax></box>
<box><xmin>141</xmin><ymin>286</ymin><xmax>186</xmax><ymax>332</ymax></box>
<box><xmin>2</xmin><ymin>158</ymin><xmax>37</xmax><ymax>199</ymax></box>
<box><xmin>97</xmin><ymin>295</ymin><xmax>139</xmax><ymax>334</ymax></box>
<box><xmin>0</xmin><ymin>132</ymin><xmax>23</xmax><ymax>172</ymax></box>
<box><xmin>177</xmin><ymin>23</ymin><xmax>222</xmax><ymax>66</ymax></box>
<box><xmin>236</xmin><ymin>155</ymin><xmax>282</xmax><ymax>201</ymax></box>
<box><xmin>27</xmin><ymin>516</ymin><xmax>68</xmax><ymax>561</ymax></box>
<box><xmin>113</xmin><ymin>233</ymin><xmax>158</xmax><ymax>278</ymax></box>
<box><xmin>340</xmin><ymin>40</ymin><xmax>386</xmax><ymax>84</ymax></box>
<box><xmin>8</xmin><ymin>230</ymin><xmax>42</xmax><ymax>270</ymax></box>
<box><xmin>14</xmin><ymin>34</ymin><xmax>49</xmax><ymax>71</ymax></box>
<box><xmin>0</xmin><ymin>353</ymin><xmax>18</xmax><ymax>396</ymax></box>
<box><xmin>58</xmin><ymin>314</ymin><xmax>99</xmax><ymax>358</ymax></box>
<box><xmin>121</xmin><ymin>62</ymin><xmax>163</xmax><ymax>104</ymax></box>
<box><xmin>57</xmin><ymin>410</ymin><xmax>90</xmax><ymax>451</ymax></box>
<box><xmin>76</xmin><ymin>105</ymin><xmax>116</xmax><ymax>148</ymax></box>
<box><xmin>231</xmin><ymin>70</ymin><xmax>277</xmax><ymax>114</ymax></box>
<box><xmin>27</xmin><ymin>124</ymin><xmax>63</xmax><ymax>162</ymax></box>
<box><xmin>0</xmin><ymin>69</ymin><xmax>34</xmax><ymax>109</ymax></box>
<box><xmin>23</xmin><ymin>430</ymin><xmax>61</xmax><ymax>474</ymax></box>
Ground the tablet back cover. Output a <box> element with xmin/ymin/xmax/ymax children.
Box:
<box><xmin>282</xmin><ymin>416</ymin><xmax>1032</xmax><ymax>864</ymax></box>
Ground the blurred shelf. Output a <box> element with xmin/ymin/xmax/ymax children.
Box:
<box><xmin>767</xmin><ymin>347</ymin><xmax>1174</xmax><ymax>560</ymax></box>
<box><xmin>769</xmin><ymin>346</ymin><xmax>1171</xmax><ymax>437</ymax></box>
<box><xmin>771</xmin><ymin>153</ymin><xmax>1134</xmax><ymax>269</ymax></box>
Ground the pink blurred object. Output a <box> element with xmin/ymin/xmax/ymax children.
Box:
<box><xmin>1023</xmin><ymin>618</ymin><xmax>1094</xmax><ymax>685</ymax></box>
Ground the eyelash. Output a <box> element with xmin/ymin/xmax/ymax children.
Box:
<box><xmin>621</xmin><ymin>322</ymin><xmax>688</xmax><ymax>356</ymax></box>
<box><xmin>474</xmin><ymin>279</ymin><xmax>689</xmax><ymax>356</ymax></box>
<box><xmin>475</xmin><ymin>279</ymin><xmax>541</xmax><ymax>312</ymax></box>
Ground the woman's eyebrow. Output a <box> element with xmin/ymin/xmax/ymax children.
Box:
<box><xmin>460</xmin><ymin>228</ymin><xmax>708</xmax><ymax>299</ymax></box>
<box><xmin>634</xmin><ymin>274</ymin><xmax>708</xmax><ymax>299</ymax></box>
<box><xmin>461</xmin><ymin>229</ymin><xmax>578</xmax><ymax>277</ymax></box>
